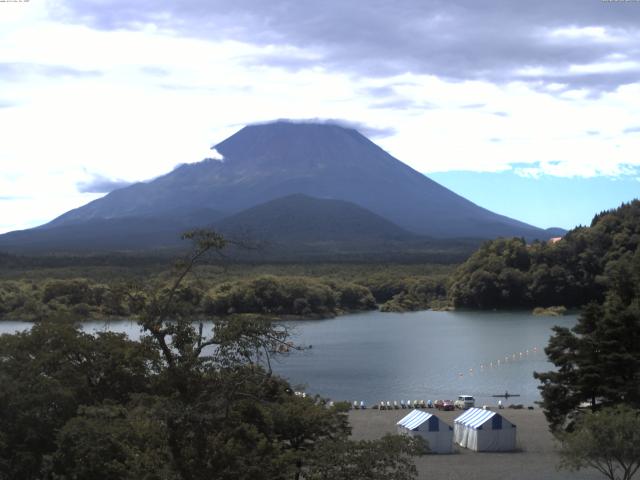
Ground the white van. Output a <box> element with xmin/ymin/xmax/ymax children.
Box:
<box><xmin>454</xmin><ymin>395</ymin><xmax>475</xmax><ymax>409</ymax></box>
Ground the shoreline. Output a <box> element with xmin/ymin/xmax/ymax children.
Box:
<box><xmin>0</xmin><ymin>304</ymin><xmax>584</xmax><ymax>324</ymax></box>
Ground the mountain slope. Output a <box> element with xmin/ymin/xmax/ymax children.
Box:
<box><xmin>0</xmin><ymin>121</ymin><xmax>553</xmax><ymax>253</ymax></box>
<box><xmin>40</xmin><ymin>121</ymin><xmax>550</xmax><ymax>239</ymax></box>
<box><xmin>0</xmin><ymin>208</ymin><xmax>223</xmax><ymax>252</ymax></box>
<box><xmin>216</xmin><ymin>194</ymin><xmax>415</xmax><ymax>243</ymax></box>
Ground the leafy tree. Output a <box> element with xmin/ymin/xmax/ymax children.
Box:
<box><xmin>269</xmin><ymin>397</ymin><xmax>352</xmax><ymax>479</ymax></box>
<box><xmin>450</xmin><ymin>200</ymin><xmax>640</xmax><ymax>310</ymax></box>
<box><xmin>124</xmin><ymin>230</ymin><xmax>419</xmax><ymax>479</ymax></box>
<box><xmin>305</xmin><ymin>434</ymin><xmax>427</xmax><ymax>480</ymax></box>
<box><xmin>558</xmin><ymin>405</ymin><xmax>640</xmax><ymax>480</ymax></box>
<box><xmin>378</xmin><ymin>277</ymin><xmax>448</xmax><ymax>312</ymax></box>
<box><xmin>0</xmin><ymin>322</ymin><xmax>157</xmax><ymax>480</ymax></box>
<box><xmin>534</xmin><ymin>295</ymin><xmax>640</xmax><ymax>431</ymax></box>
<box><xmin>534</xmin><ymin>240</ymin><xmax>640</xmax><ymax>431</ymax></box>
<box><xmin>42</xmin><ymin>279</ymin><xmax>93</xmax><ymax>305</ymax></box>
<box><xmin>2</xmin><ymin>230</ymin><xmax>425</xmax><ymax>480</ymax></box>
<box><xmin>44</xmin><ymin>401</ymin><xmax>175</xmax><ymax>480</ymax></box>
<box><xmin>203</xmin><ymin>275</ymin><xmax>375</xmax><ymax>317</ymax></box>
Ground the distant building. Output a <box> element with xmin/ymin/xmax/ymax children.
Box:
<box><xmin>548</xmin><ymin>237</ymin><xmax>562</xmax><ymax>244</ymax></box>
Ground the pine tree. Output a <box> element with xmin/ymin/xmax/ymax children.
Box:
<box><xmin>535</xmin><ymin>250</ymin><xmax>640</xmax><ymax>432</ymax></box>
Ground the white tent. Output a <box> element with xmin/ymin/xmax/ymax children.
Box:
<box><xmin>396</xmin><ymin>409</ymin><xmax>453</xmax><ymax>454</ymax></box>
<box><xmin>453</xmin><ymin>408</ymin><xmax>516</xmax><ymax>452</ymax></box>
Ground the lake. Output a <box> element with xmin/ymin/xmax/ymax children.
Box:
<box><xmin>0</xmin><ymin>310</ymin><xmax>575</xmax><ymax>407</ymax></box>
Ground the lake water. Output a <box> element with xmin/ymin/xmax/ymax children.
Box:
<box><xmin>0</xmin><ymin>310</ymin><xmax>575</xmax><ymax>407</ymax></box>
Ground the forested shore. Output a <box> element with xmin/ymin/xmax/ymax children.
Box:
<box><xmin>0</xmin><ymin>265</ymin><xmax>451</xmax><ymax>322</ymax></box>
<box><xmin>449</xmin><ymin>200</ymin><xmax>640</xmax><ymax>310</ymax></box>
<box><xmin>2</xmin><ymin>200</ymin><xmax>639</xmax><ymax>322</ymax></box>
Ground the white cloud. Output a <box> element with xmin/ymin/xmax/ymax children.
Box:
<box><xmin>0</xmin><ymin>1</ymin><xmax>639</xmax><ymax>233</ymax></box>
<box><xmin>569</xmin><ymin>61</ymin><xmax>640</xmax><ymax>74</ymax></box>
<box><xmin>207</xmin><ymin>148</ymin><xmax>224</xmax><ymax>161</ymax></box>
<box><xmin>0</xmin><ymin>171</ymin><xmax>103</xmax><ymax>233</ymax></box>
<box><xmin>549</xmin><ymin>26</ymin><xmax>611</xmax><ymax>42</ymax></box>
<box><xmin>516</xmin><ymin>66</ymin><xmax>553</xmax><ymax>77</ymax></box>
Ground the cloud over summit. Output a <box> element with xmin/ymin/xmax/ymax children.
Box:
<box><xmin>77</xmin><ymin>174</ymin><xmax>133</xmax><ymax>193</ymax></box>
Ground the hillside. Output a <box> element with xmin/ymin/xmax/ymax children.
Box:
<box><xmin>0</xmin><ymin>208</ymin><xmax>223</xmax><ymax>252</ymax></box>
<box><xmin>216</xmin><ymin>194</ymin><xmax>415</xmax><ymax>243</ymax></box>
<box><xmin>449</xmin><ymin>199</ymin><xmax>640</xmax><ymax>309</ymax></box>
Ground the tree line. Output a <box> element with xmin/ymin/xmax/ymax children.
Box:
<box><xmin>0</xmin><ymin>273</ymin><xmax>450</xmax><ymax>322</ymax></box>
<box><xmin>449</xmin><ymin>200</ymin><xmax>640</xmax><ymax>310</ymax></box>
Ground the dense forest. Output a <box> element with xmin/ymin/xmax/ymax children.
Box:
<box><xmin>530</xmin><ymin>204</ymin><xmax>640</xmax><ymax>480</ymax></box>
<box><xmin>0</xmin><ymin>263</ymin><xmax>453</xmax><ymax>321</ymax></box>
<box><xmin>449</xmin><ymin>200</ymin><xmax>640</xmax><ymax>310</ymax></box>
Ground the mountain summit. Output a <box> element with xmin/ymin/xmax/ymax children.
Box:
<box><xmin>1</xmin><ymin>121</ymin><xmax>555</xmax><ymax>252</ymax></box>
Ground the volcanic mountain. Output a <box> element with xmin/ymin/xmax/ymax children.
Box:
<box><xmin>0</xmin><ymin>121</ymin><xmax>558</xmax><ymax>253</ymax></box>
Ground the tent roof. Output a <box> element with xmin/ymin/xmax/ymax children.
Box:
<box><xmin>454</xmin><ymin>408</ymin><xmax>505</xmax><ymax>430</ymax></box>
<box><xmin>397</xmin><ymin>409</ymin><xmax>438</xmax><ymax>431</ymax></box>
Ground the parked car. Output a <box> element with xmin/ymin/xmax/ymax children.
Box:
<box><xmin>454</xmin><ymin>395</ymin><xmax>475</xmax><ymax>410</ymax></box>
<box><xmin>435</xmin><ymin>399</ymin><xmax>454</xmax><ymax>411</ymax></box>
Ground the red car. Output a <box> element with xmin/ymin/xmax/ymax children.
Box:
<box><xmin>435</xmin><ymin>400</ymin><xmax>455</xmax><ymax>411</ymax></box>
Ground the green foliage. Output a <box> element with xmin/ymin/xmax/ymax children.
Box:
<box><xmin>0</xmin><ymin>322</ymin><xmax>157</xmax><ymax>480</ymax></box>
<box><xmin>0</xmin><ymin>280</ymin><xmax>47</xmax><ymax>321</ymax></box>
<box><xmin>0</xmin><ymin>231</ymin><xmax>425</xmax><ymax>480</ymax></box>
<box><xmin>534</xmin><ymin>242</ymin><xmax>640</xmax><ymax>432</ymax></box>
<box><xmin>535</xmin><ymin>299</ymin><xmax>640</xmax><ymax>431</ymax></box>
<box><xmin>0</xmin><ymin>262</ymin><xmax>455</xmax><ymax>321</ymax></box>
<box><xmin>532</xmin><ymin>305</ymin><xmax>567</xmax><ymax>316</ymax></box>
<box><xmin>305</xmin><ymin>434</ymin><xmax>427</xmax><ymax>480</ymax></box>
<box><xmin>45</xmin><ymin>401</ymin><xmax>175</xmax><ymax>480</ymax></box>
<box><xmin>203</xmin><ymin>275</ymin><xmax>375</xmax><ymax>317</ymax></box>
<box><xmin>558</xmin><ymin>405</ymin><xmax>640</xmax><ymax>480</ymax></box>
<box><xmin>0</xmin><ymin>278</ymin><xmax>135</xmax><ymax>321</ymax></box>
<box><xmin>378</xmin><ymin>277</ymin><xmax>447</xmax><ymax>312</ymax></box>
<box><xmin>448</xmin><ymin>238</ymin><xmax>532</xmax><ymax>309</ymax></box>
<box><xmin>450</xmin><ymin>200</ymin><xmax>640</xmax><ymax>309</ymax></box>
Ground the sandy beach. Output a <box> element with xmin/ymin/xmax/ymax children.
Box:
<box><xmin>349</xmin><ymin>408</ymin><xmax>602</xmax><ymax>480</ymax></box>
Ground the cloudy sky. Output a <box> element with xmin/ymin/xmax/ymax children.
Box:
<box><xmin>1</xmin><ymin>0</ymin><xmax>639</xmax><ymax>234</ymax></box>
